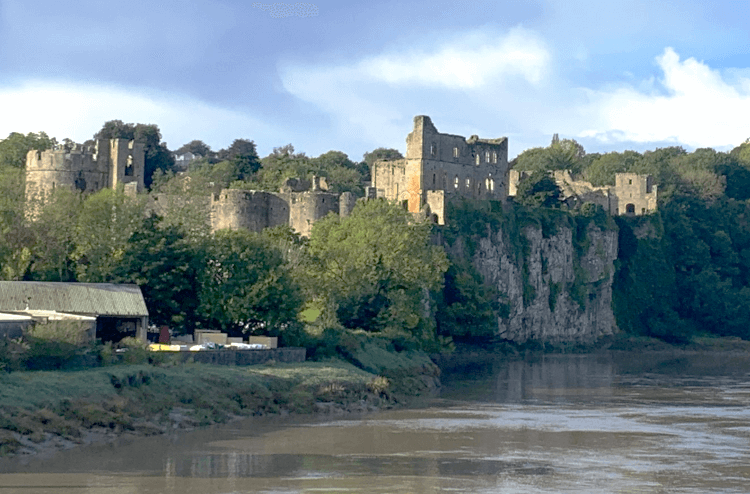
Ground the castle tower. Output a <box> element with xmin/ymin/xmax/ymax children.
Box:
<box><xmin>25</xmin><ymin>139</ymin><xmax>145</xmax><ymax>217</ymax></box>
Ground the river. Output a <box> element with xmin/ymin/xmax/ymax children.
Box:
<box><xmin>1</xmin><ymin>351</ymin><xmax>749</xmax><ymax>493</ymax></box>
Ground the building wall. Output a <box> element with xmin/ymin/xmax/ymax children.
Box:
<box><xmin>509</xmin><ymin>169</ymin><xmax>657</xmax><ymax>216</ymax></box>
<box><xmin>611</xmin><ymin>173</ymin><xmax>658</xmax><ymax>216</ymax></box>
<box><xmin>25</xmin><ymin>139</ymin><xmax>145</xmax><ymax>215</ymax></box>
<box><xmin>211</xmin><ymin>189</ymin><xmax>276</xmax><ymax>232</ymax></box>
<box><xmin>209</xmin><ymin>187</ymin><xmax>339</xmax><ymax>237</ymax></box>
<box><xmin>373</xmin><ymin>116</ymin><xmax>508</xmax><ymax>221</ymax></box>
<box><xmin>287</xmin><ymin>190</ymin><xmax>339</xmax><ymax>238</ymax></box>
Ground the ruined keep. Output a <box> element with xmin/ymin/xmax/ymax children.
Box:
<box><xmin>372</xmin><ymin>116</ymin><xmax>509</xmax><ymax>225</ymax></box>
<box><xmin>509</xmin><ymin>170</ymin><xmax>658</xmax><ymax>216</ymax></box>
<box><xmin>25</xmin><ymin>139</ymin><xmax>145</xmax><ymax>213</ymax></box>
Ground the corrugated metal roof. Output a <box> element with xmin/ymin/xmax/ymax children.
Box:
<box><xmin>0</xmin><ymin>282</ymin><xmax>148</xmax><ymax>317</ymax></box>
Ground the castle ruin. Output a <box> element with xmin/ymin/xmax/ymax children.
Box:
<box><xmin>371</xmin><ymin>116</ymin><xmax>509</xmax><ymax>224</ymax></box>
<box><xmin>509</xmin><ymin>169</ymin><xmax>658</xmax><ymax>216</ymax></box>
<box><xmin>208</xmin><ymin>176</ymin><xmax>344</xmax><ymax>237</ymax></box>
<box><xmin>25</xmin><ymin>139</ymin><xmax>145</xmax><ymax>215</ymax></box>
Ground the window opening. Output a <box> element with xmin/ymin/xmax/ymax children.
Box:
<box><xmin>453</xmin><ymin>147</ymin><xmax>459</xmax><ymax>158</ymax></box>
<box><xmin>454</xmin><ymin>175</ymin><xmax>459</xmax><ymax>190</ymax></box>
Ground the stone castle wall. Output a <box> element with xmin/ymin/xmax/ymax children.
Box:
<box><xmin>509</xmin><ymin>169</ymin><xmax>658</xmax><ymax>216</ymax></box>
<box><xmin>25</xmin><ymin>139</ymin><xmax>145</xmax><ymax>212</ymax></box>
<box><xmin>372</xmin><ymin>116</ymin><xmax>509</xmax><ymax>224</ymax></box>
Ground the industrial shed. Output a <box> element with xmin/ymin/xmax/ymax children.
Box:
<box><xmin>0</xmin><ymin>282</ymin><xmax>149</xmax><ymax>342</ymax></box>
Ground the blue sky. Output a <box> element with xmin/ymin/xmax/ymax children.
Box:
<box><xmin>1</xmin><ymin>0</ymin><xmax>749</xmax><ymax>160</ymax></box>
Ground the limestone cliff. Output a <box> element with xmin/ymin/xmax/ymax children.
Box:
<box><xmin>469</xmin><ymin>223</ymin><xmax>618</xmax><ymax>342</ymax></box>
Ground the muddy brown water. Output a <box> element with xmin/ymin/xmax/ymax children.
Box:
<box><xmin>1</xmin><ymin>351</ymin><xmax>749</xmax><ymax>493</ymax></box>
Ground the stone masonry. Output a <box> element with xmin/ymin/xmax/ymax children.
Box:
<box><xmin>508</xmin><ymin>169</ymin><xmax>658</xmax><ymax>216</ymax></box>
<box><xmin>372</xmin><ymin>116</ymin><xmax>509</xmax><ymax>225</ymax></box>
<box><xmin>25</xmin><ymin>139</ymin><xmax>145</xmax><ymax>216</ymax></box>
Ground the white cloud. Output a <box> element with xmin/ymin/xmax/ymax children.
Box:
<box><xmin>279</xmin><ymin>26</ymin><xmax>551</xmax><ymax>153</ymax></box>
<box><xmin>359</xmin><ymin>27</ymin><xmax>550</xmax><ymax>89</ymax></box>
<box><xmin>578</xmin><ymin>48</ymin><xmax>750</xmax><ymax>148</ymax></box>
<box><xmin>0</xmin><ymin>81</ymin><xmax>278</xmax><ymax>152</ymax></box>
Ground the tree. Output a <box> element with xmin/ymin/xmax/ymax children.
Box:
<box><xmin>0</xmin><ymin>131</ymin><xmax>56</xmax><ymax>169</ymax></box>
<box><xmin>310</xmin><ymin>150</ymin><xmax>365</xmax><ymax>195</ymax></box>
<box><xmin>198</xmin><ymin>229</ymin><xmax>304</xmax><ymax>336</ymax></box>
<box><xmin>217</xmin><ymin>139</ymin><xmax>262</xmax><ymax>179</ymax></box>
<box><xmin>175</xmin><ymin>140</ymin><xmax>212</xmax><ymax>158</ymax></box>
<box><xmin>111</xmin><ymin>215</ymin><xmax>202</xmax><ymax>332</ymax></box>
<box><xmin>27</xmin><ymin>188</ymin><xmax>82</xmax><ymax>281</ymax></box>
<box><xmin>71</xmin><ymin>189</ymin><xmax>147</xmax><ymax>282</ymax></box>
<box><xmin>306</xmin><ymin>200</ymin><xmax>448</xmax><ymax>344</ymax></box>
<box><xmin>436</xmin><ymin>260</ymin><xmax>501</xmax><ymax>342</ymax></box>
<box><xmin>514</xmin><ymin>170</ymin><xmax>562</xmax><ymax>208</ymax></box>
<box><xmin>252</xmin><ymin>144</ymin><xmax>312</xmax><ymax>191</ymax></box>
<box><xmin>583</xmin><ymin>150</ymin><xmax>641</xmax><ymax>186</ymax></box>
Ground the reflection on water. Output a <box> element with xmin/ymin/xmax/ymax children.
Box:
<box><xmin>1</xmin><ymin>351</ymin><xmax>749</xmax><ymax>493</ymax></box>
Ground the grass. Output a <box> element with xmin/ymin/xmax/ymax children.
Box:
<box><xmin>0</xmin><ymin>358</ymin><xmax>437</xmax><ymax>457</ymax></box>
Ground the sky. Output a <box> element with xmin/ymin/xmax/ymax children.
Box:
<box><xmin>1</xmin><ymin>0</ymin><xmax>749</xmax><ymax>160</ymax></box>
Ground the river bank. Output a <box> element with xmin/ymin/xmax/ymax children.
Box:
<box><xmin>0</xmin><ymin>354</ymin><xmax>441</xmax><ymax>460</ymax></box>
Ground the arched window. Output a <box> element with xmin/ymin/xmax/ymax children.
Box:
<box><xmin>492</xmin><ymin>151</ymin><xmax>497</xmax><ymax>163</ymax></box>
<box><xmin>453</xmin><ymin>146</ymin><xmax>459</xmax><ymax>158</ymax></box>
<box><xmin>490</xmin><ymin>178</ymin><xmax>495</xmax><ymax>192</ymax></box>
<box><xmin>454</xmin><ymin>175</ymin><xmax>459</xmax><ymax>189</ymax></box>
<box><xmin>485</xmin><ymin>151</ymin><xmax>490</xmax><ymax>163</ymax></box>
<box><xmin>430</xmin><ymin>143</ymin><xmax>436</xmax><ymax>156</ymax></box>
<box><xmin>475</xmin><ymin>153</ymin><xmax>480</xmax><ymax>165</ymax></box>
<box><xmin>466</xmin><ymin>177</ymin><xmax>471</xmax><ymax>189</ymax></box>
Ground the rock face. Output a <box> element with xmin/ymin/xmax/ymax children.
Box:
<box><xmin>472</xmin><ymin>223</ymin><xmax>618</xmax><ymax>342</ymax></box>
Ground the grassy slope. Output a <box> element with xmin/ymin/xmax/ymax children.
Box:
<box><xmin>0</xmin><ymin>360</ymin><xmax>394</xmax><ymax>457</ymax></box>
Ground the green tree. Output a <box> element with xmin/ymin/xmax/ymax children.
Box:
<box><xmin>583</xmin><ymin>150</ymin><xmax>641</xmax><ymax>186</ymax></box>
<box><xmin>111</xmin><ymin>215</ymin><xmax>202</xmax><ymax>332</ymax></box>
<box><xmin>71</xmin><ymin>189</ymin><xmax>147</xmax><ymax>282</ymax></box>
<box><xmin>310</xmin><ymin>150</ymin><xmax>365</xmax><ymax>195</ymax></box>
<box><xmin>306</xmin><ymin>200</ymin><xmax>448</xmax><ymax>344</ymax></box>
<box><xmin>27</xmin><ymin>188</ymin><xmax>82</xmax><ymax>281</ymax></box>
<box><xmin>514</xmin><ymin>170</ymin><xmax>562</xmax><ymax>208</ymax></box>
<box><xmin>436</xmin><ymin>260</ymin><xmax>501</xmax><ymax>342</ymax></box>
<box><xmin>198</xmin><ymin>229</ymin><xmax>304</xmax><ymax>336</ymax></box>
<box><xmin>0</xmin><ymin>131</ymin><xmax>56</xmax><ymax>169</ymax></box>
<box><xmin>175</xmin><ymin>139</ymin><xmax>212</xmax><ymax>158</ymax></box>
